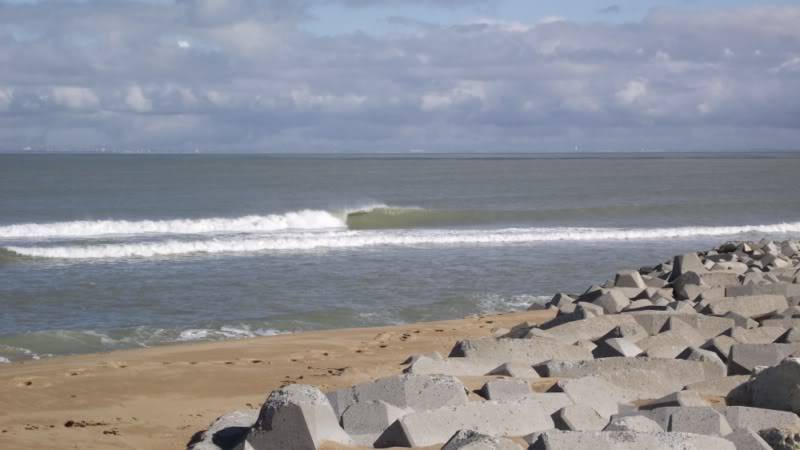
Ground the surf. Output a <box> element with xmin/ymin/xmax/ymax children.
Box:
<box><xmin>6</xmin><ymin>221</ymin><xmax>800</xmax><ymax>259</ymax></box>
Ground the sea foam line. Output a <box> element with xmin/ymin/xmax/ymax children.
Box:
<box><xmin>0</xmin><ymin>210</ymin><xmax>346</xmax><ymax>238</ymax></box>
<box><xmin>5</xmin><ymin>221</ymin><xmax>800</xmax><ymax>259</ymax></box>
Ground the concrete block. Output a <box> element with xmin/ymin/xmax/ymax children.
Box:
<box><xmin>441</xmin><ymin>429</ymin><xmax>523</xmax><ymax>450</ymax></box>
<box><xmin>725</xmin><ymin>312</ymin><xmax>760</xmax><ymax>329</ymax></box>
<box><xmin>720</xmin><ymin>406</ymin><xmax>800</xmax><ymax>433</ymax></box>
<box><xmin>486</xmin><ymin>362</ymin><xmax>540</xmax><ymax>378</ymax></box>
<box><xmin>615</xmin><ymin>271</ymin><xmax>647</xmax><ymax>289</ymax></box>
<box><xmin>449</xmin><ymin>337</ymin><xmax>593</xmax><ymax>365</ymax></box>
<box><xmin>677</xmin><ymin>346</ymin><xmax>727</xmax><ymax>374</ymax></box>
<box><xmin>554</xmin><ymin>404</ymin><xmax>608</xmax><ymax>431</ymax></box>
<box><xmin>405</xmin><ymin>355</ymin><xmax>499</xmax><ymax>376</ymax></box>
<box><xmin>341</xmin><ymin>400</ymin><xmax>406</xmax><ymax>447</ymax></box>
<box><xmin>246</xmin><ymin>384</ymin><xmax>352</xmax><ymax>450</ymax></box>
<box><xmin>593</xmin><ymin>289</ymin><xmax>631</xmax><ymax>314</ymax></box>
<box><xmin>726</xmin><ymin>283</ymin><xmax>800</xmax><ymax>298</ymax></box>
<box><xmin>732</xmin><ymin>326</ymin><xmax>786</xmax><ymax>344</ymax></box>
<box><xmin>189</xmin><ymin>410</ymin><xmax>258</xmax><ymax>450</ymax></box>
<box><xmin>478</xmin><ymin>379</ymin><xmax>531</xmax><ymax>401</ymax></box>
<box><xmin>684</xmin><ymin>376</ymin><xmax>750</xmax><ymax>399</ymax></box>
<box><xmin>603</xmin><ymin>415</ymin><xmax>663</xmax><ymax>433</ymax></box>
<box><xmin>671</xmin><ymin>253</ymin><xmax>708</xmax><ymax>281</ymax></box>
<box><xmin>374</xmin><ymin>398</ymin><xmax>554</xmax><ymax>448</ymax></box>
<box><xmin>640</xmin><ymin>391</ymin><xmax>709</xmax><ymax>410</ymax></box>
<box><xmin>757</xmin><ymin>427</ymin><xmax>800</xmax><ymax>450</ymax></box>
<box><xmin>543</xmin><ymin>314</ymin><xmax>648</xmax><ymax>344</ymax></box>
<box><xmin>668</xmin><ymin>406</ymin><xmax>733</xmax><ymax>436</ymax></box>
<box><xmin>539</xmin><ymin>358</ymin><xmax>724</xmax><ymax>399</ymax></box>
<box><xmin>704</xmin><ymin>335</ymin><xmax>737</xmax><ymax>362</ymax></box>
<box><xmin>592</xmin><ymin>337</ymin><xmax>643</xmax><ymax>358</ymax></box>
<box><xmin>708</xmin><ymin>295</ymin><xmax>790</xmax><ymax>319</ymax></box>
<box><xmin>728</xmin><ymin>343</ymin><xmax>799</xmax><ymax>375</ymax></box>
<box><xmin>527</xmin><ymin>430</ymin><xmax>735</xmax><ymax>450</ymax></box>
<box><xmin>328</xmin><ymin>374</ymin><xmax>468</xmax><ymax>418</ymax></box>
<box><xmin>749</xmin><ymin>357</ymin><xmax>800</xmax><ymax>413</ymax></box>
<box><xmin>724</xmin><ymin>429</ymin><xmax>772</xmax><ymax>450</ymax></box>
<box><xmin>554</xmin><ymin>376</ymin><xmax>637</xmax><ymax>419</ymax></box>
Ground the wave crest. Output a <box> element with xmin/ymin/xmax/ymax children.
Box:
<box><xmin>0</xmin><ymin>210</ymin><xmax>345</xmax><ymax>239</ymax></box>
<box><xmin>6</xmin><ymin>221</ymin><xmax>800</xmax><ymax>259</ymax></box>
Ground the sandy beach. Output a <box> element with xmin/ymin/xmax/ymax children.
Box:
<box><xmin>0</xmin><ymin>309</ymin><xmax>553</xmax><ymax>450</ymax></box>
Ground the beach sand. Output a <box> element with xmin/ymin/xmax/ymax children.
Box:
<box><xmin>0</xmin><ymin>309</ymin><xmax>553</xmax><ymax>450</ymax></box>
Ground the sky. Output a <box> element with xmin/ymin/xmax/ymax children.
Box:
<box><xmin>0</xmin><ymin>0</ymin><xmax>798</xmax><ymax>152</ymax></box>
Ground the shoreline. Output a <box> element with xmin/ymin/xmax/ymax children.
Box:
<box><xmin>0</xmin><ymin>309</ymin><xmax>554</xmax><ymax>450</ymax></box>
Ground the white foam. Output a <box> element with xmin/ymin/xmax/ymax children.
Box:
<box><xmin>6</xmin><ymin>221</ymin><xmax>800</xmax><ymax>259</ymax></box>
<box><xmin>177</xmin><ymin>326</ymin><xmax>282</xmax><ymax>342</ymax></box>
<box><xmin>0</xmin><ymin>356</ymin><xmax>10</xmax><ymax>364</ymax></box>
<box><xmin>0</xmin><ymin>210</ymin><xmax>345</xmax><ymax>239</ymax></box>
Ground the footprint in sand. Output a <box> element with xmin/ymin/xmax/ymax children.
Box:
<box><xmin>13</xmin><ymin>376</ymin><xmax>52</xmax><ymax>388</ymax></box>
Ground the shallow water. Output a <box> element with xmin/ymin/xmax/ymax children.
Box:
<box><xmin>1</xmin><ymin>152</ymin><xmax>799</xmax><ymax>361</ymax></box>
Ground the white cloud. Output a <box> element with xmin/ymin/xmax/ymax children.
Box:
<box><xmin>125</xmin><ymin>86</ymin><xmax>153</xmax><ymax>113</ymax></box>
<box><xmin>51</xmin><ymin>87</ymin><xmax>100</xmax><ymax>111</ymax></box>
<box><xmin>616</xmin><ymin>80</ymin><xmax>648</xmax><ymax>105</ymax></box>
<box><xmin>0</xmin><ymin>88</ymin><xmax>12</xmax><ymax>112</ymax></box>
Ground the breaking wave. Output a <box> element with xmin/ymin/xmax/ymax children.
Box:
<box><xmin>0</xmin><ymin>209</ymin><xmax>346</xmax><ymax>239</ymax></box>
<box><xmin>5</xmin><ymin>221</ymin><xmax>800</xmax><ymax>259</ymax></box>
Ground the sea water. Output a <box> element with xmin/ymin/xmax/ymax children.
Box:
<box><xmin>1</xmin><ymin>153</ymin><xmax>799</xmax><ymax>361</ymax></box>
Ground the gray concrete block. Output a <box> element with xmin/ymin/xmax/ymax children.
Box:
<box><xmin>677</xmin><ymin>346</ymin><xmax>727</xmax><ymax>374</ymax></box>
<box><xmin>724</xmin><ymin>429</ymin><xmax>772</xmax><ymax>450</ymax></box>
<box><xmin>554</xmin><ymin>404</ymin><xmax>608</xmax><ymax>431</ymax></box>
<box><xmin>749</xmin><ymin>357</ymin><xmax>800</xmax><ymax>413</ymax></box>
<box><xmin>375</xmin><ymin>398</ymin><xmax>554</xmax><ymax>447</ymax></box>
<box><xmin>671</xmin><ymin>252</ymin><xmax>708</xmax><ymax>281</ymax></box>
<box><xmin>449</xmin><ymin>337</ymin><xmax>593</xmax><ymax>365</ymax></box>
<box><xmin>246</xmin><ymin>384</ymin><xmax>353</xmax><ymax>450</ymax></box>
<box><xmin>708</xmin><ymin>295</ymin><xmax>790</xmax><ymax>319</ymax></box>
<box><xmin>341</xmin><ymin>400</ymin><xmax>406</xmax><ymax>447</ymax></box>
<box><xmin>329</xmin><ymin>374</ymin><xmax>468</xmax><ymax>418</ymax></box>
<box><xmin>593</xmin><ymin>289</ymin><xmax>631</xmax><ymax>314</ymax></box>
<box><xmin>478</xmin><ymin>378</ymin><xmax>531</xmax><ymax>401</ymax></box>
<box><xmin>732</xmin><ymin>326</ymin><xmax>786</xmax><ymax>344</ymax></box>
<box><xmin>543</xmin><ymin>314</ymin><xmax>648</xmax><ymax>344</ymax></box>
<box><xmin>539</xmin><ymin>357</ymin><xmax>724</xmax><ymax>399</ymax></box>
<box><xmin>554</xmin><ymin>376</ymin><xmax>637</xmax><ymax>419</ymax></box>
<box><xmin>486</xmin><ymin>362</ymin><xmax>540</xmax><ymax>378</ymax></box>
<box><xmin>728</xmin><ymin>343</ymin><xmax>799</xmax><ymax>375</ymax></box>
<box><xmin>405</xmin><ymin>355</ymin><xmax>499</xmax><ymax>376</ymax></box>
<box><xmin>684</xmin><ymin>375</ymin><xmax>750</xmax><ymax>399</ymax></box>
<box><xmin>640</xmin><ymin>391</ymin><xmax>709</xmax><ymax>410</ymax></box>
<box><xmin>615</xmin><ymin>271</ymin><xmax>648</xmax><ymax>289</ymax></box>
<box><xmin>527</xmin><ymin>430</ymin><xmax>735</xmax><ymax>450</ymax></box>
<box><xmin>668</xmin><ymin>406</ymin><xmax>733</xmax><ymax>436</ymax></box>
<box><xmin>441</xmin><ymin>429</ymin><xmax>523</xmax><ymax>450</ymax></box>
<box><xmin>720</xmin><ymin>406</ymin><xmax>800</xmax><ymax>433</ymax></box>
<box><xmin>592</xmin><ymin>337</ymin><xmax>643</xmax><ymax>358</ymax></box>
<box><xmin>726</xmin><ymin>283</ymin><xmax>800</xmax><ymax>298</ymax></box>
<box><xmin>603</xmin><ymin>415</ymin><xmax>663</xmax><ymax>433</ymax></box>
<box><xmin>189</xmin><ymin>410</ymin><xmax>258</xmax><ymax>450</ymax></box>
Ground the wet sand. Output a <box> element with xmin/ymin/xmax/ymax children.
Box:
<box><xmin>0</xmin><ymin>309</ymin><xmax>553</xmax><ymax>450</ymax></box>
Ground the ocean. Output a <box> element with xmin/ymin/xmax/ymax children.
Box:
<box><xmin>1</xmin><ymin>152</ymin><xmax>799</xmax><ymax>362</ymax></box>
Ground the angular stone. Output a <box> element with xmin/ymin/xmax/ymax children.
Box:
<box><xmin>684</xmin><ymin>376</ymin><xmax>750</xmax><ymax>400</ymax></box>
<box><xmin>725</xmin><ymin>429</ymin><xmax>771</xmax><ymax>450</ymax></box>
<box><xmin>721</xmin><ymin>406</ymin><xmax>800</xmax><ymax>433</ymax></box>
<box><xmin>341</xmin><ymin>400</ymin><xmax>406</xmax><ymax>446</ymax></box>
<box><xmin>732</xmin><ymin>326</ymin><xmax>787</xmax><ymax>344</ymax></box>
<box><xmin>245</xmin><ymin>384</ymin><xmax>352</xmax><ymax>450</ymax></box>
<box><xmin>487</xmin><ymin>362</ymin><xmax>540</xmax><ymax>378</ymax></box>
<box><xmin>527</xmin><ymin>430</ymin><xmax>735</xmax><ymax>450</ymax></box>
<box><xmin>677</xmin><ymin>346</ymin><xmax>727</xmax><ymax>374</ymax></box>
<box><xmin>758</xmin><ymin>427</ymin><xmax>800</xmax><ymax>450</ymax></box>
<box><xmin>554</xmin><ymin>404</ymin><xmax>608</xmax><ymax>431</ymax></box>
<box><xmin>749</xmin><ymin>357</ymin><xmax>800</xmax><ymax>413</ymax></box>
<box><xmin>441</xmin><ymin>429</ymin><xmax>523</xmax><ymax>450</ymax></box>
<box><xmin>725</xmin><ymin>312</ymin><xmax>760</xmax><ymax>329</ymax></box>
<box><xmin>478</xmin><ymin>379</ymin><xmax>531</xmax><ymax>401</ymax></box>
<box><xmin>593</xmin><ymin>289</ymin><xmax>631</xmax><ymax>314</ymax></box>
<box><xmin>671</xmin><ymin>252</ymin><xmax>708</xmax><ymax>281</ymax></box>
<box><xmin>543</xmin><ymin>315</ymin><xmax>649</xmax><ymax>344</ymax></box>
<box><xmin>327</xmin><ymin>374</ymin><xmax>468</xmax><ymax>418</ymax></box>
<box><xmin>189</xmin><ymin>410</ymin><xmax>258</xmax><ymax>450</ymax></box>
<box><xmin>449</xmin><ymin>337</ymin><xmax>593</xmax><ymax>365</ymax></box>
<box><xmin>668</xmin><ymin>406</ymin><xmax>733</xmax><ymax>436</ymax></box>
<box><xmin>726</xmin><ymin>283</ymin><xmax>800</xmax><ymax>298</ymax></box>
<box><xmin>704</xmin><ymin>335</ymin><xmax>737</xmax><ymax>362</ymax></box>
<box><xmin>554</xmin><ymin>376</ymin><xmax>637</xmax><ymax>419</ymax></box>
<box><xmin>708</xmin><ymin>295</ymin><xmax>790</xmax><ymax>319</ymax></box>
<box><xmin>526</xmin><ymin>393</ymin><xmax>575</xmax><ymax>415</ymax></box>
<box><xmin>615</xmin><ymin>271</ymin><xmax>647</xmax><ymax>289</ymax></box>
<box><xmin>405</xmin><ymin>355</ymin><xmax>499</xmax><ymax>376</ymax></box>
<box><xmin>728</xmin><ymin>343</ymin><xmax>799</xmax><ymax>375</ymax></box>
<box><xmin>375</xmin><ymin>398</ymin><xmax>554</xmax><ymax>447</ymax></box>
<box><xmin>640</xmin><ymin>391</ymin><xmax>708</xmax><ymax>410</ymax></box>
<box><xmin>538</xmin><ymin>358</ymin><xmax>724</xmax><ymax>399</ymax></box>
<box><xmin>603</xmin><ymin>415</ymin><xmax>663</xmax><ymax>433</ymax></box>
<box><xmin>592</xmin><ymin>337</ymin><xmax>643</xmax><ymax>358</ymax></box>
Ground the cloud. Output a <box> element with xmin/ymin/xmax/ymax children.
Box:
<box><xmin>0</xmin><ymin>2</ymin><xmax>798</xmax><ymax>152</ymax></box>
